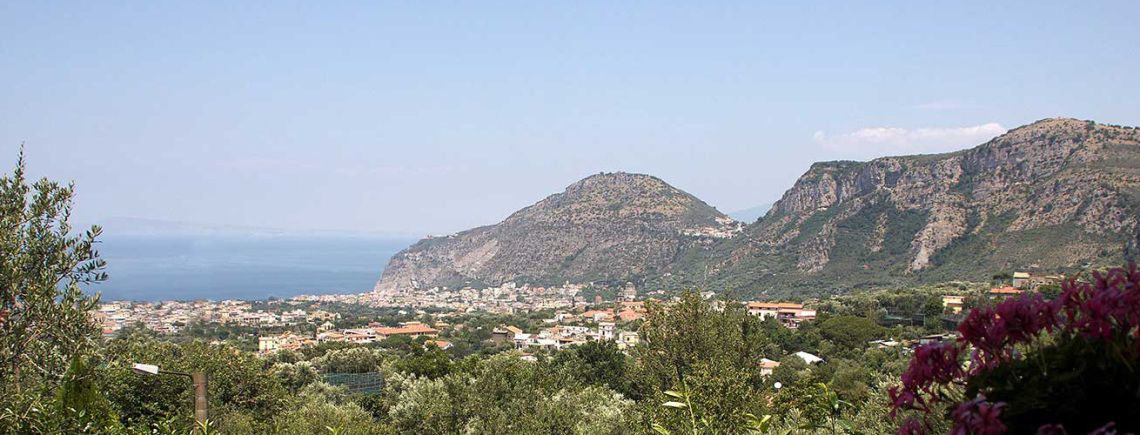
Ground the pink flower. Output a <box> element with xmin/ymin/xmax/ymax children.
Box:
<box><xmin>1087</xmin><ymin>422</ymin><xmax>1117</xmax><ymax>435</ymax></box>
<box><xmin>890</xmin><ymin>342</ymin><xmax>963</xmax><ymax>416</ymax></box>
<box><xmin>1035</xmin><ymin>424</ymin><xmax>1068</xmax><ymax>435</ymax></box>
<box><xmin>950</xmin><ymin>397</ymin><xmax>1007</xmax><ymax>435</ymax></box>
<box><xmin>958</xmin><ymin>294</ymin><xmax>1061</xmax><ymax>371</ymax></box>
<box><xmin>896</xmin><ymin>416</ymin><xmax>929</xmax><ymax>435</ymax></box>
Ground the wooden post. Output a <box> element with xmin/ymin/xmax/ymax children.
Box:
<box><xmin>192</xmin><ymin>372</ymin><xmax>208</xmax><ymax>428</ymax></box>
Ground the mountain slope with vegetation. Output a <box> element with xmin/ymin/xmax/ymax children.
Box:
<box><xmin>702</xmin><ymin>118</ymin><xmax>1140</xmax><ymax>295</ymax></box>
<box><xmin>374</xmin><ymin>172</ymin><xmax>733</xmax><ymax>292</ymax></box>
<box><xmin>377</xmin><ymin>118</ymin><xmax>1140</xmax><ymax>298</ymax></box>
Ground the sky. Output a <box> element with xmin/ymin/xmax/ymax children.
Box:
<box><xmin>3</xmin><ymin>1</ymin><xmax>1139</xmax><ymax>236</ymax></box>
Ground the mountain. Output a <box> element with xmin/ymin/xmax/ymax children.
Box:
<box><xmin>700</xmin><ymin>118</ymin><xmax>1140</xmax><ymax>295</ymax></box>
<box><xmin>374</xmin><ymin>172</ymin><xmax>738</xmax><ymax>292</ymax></box>
<box><xmin>375</xmin><ymin>118</ymin><xmax>1140</xmax><ymax>298</ymax></box>
<box><xmin>728</xmin><ymin>203</ymin><xmax>774</xmax><ymax>223</ymax></box>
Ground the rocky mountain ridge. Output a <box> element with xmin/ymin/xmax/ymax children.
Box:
<box><xmin>374</xmin><ymin>172</ymin><xmax>735</xmax><ymax>292</ymax></box>
<box><xmin>377</xmin><ymin>118</ymin><xmax>1140</xmax><ymax>297</ymax></box>
<box><xmin>701</xmin><ymin>118</ymin><xmax>1140</xmax><ymax>294</ymax></box>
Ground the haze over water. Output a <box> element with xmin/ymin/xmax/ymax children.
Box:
<box><xmin>92</xmin><ymin>234</ymin><xmax>411</xmax><ymax>302</ymax></box>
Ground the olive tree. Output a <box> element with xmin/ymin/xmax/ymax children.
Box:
<box><xmin>0</xmin><ymin>148</ymin><xmax>106</xmax><ymax>392</ymax></box>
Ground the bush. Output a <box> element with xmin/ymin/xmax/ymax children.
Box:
<box><xmin>890</xmin><ymin>264</ymin><xmax>1140</xmax><ymax>434</ymax></box>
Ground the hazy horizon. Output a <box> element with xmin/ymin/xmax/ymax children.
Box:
<box><xmin>4</xmin><ymin>1</ymin><xmax>1139</xmax><ymax>235</ymax></box>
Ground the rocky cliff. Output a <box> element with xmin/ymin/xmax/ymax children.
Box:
<box><xmin>704</xmin><ymin>118</ymin><xmax>1140</xmax><ymax>294</ymax></box>
<box><xmin>374</xmin><ymin>172</ymin><xmax>735</xmax><ymax>292</ymax></box>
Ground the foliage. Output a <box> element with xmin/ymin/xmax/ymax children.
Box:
<box><xmin>551</xmin><ymin>339</ymin><xmax>628</xmax><ymax>390</ymax></box>
<box><xmin>392</xmin><ymin>345</ymin><xmax>452</xmax><ymax>379</ymax></box>
<box><xmin>101</xmin><ymin>330</ymin><xmax>288</xmax><ymax>430</ymax></box>
<box><xmin>890</xmin><ymin>264</ymin><xmax>1140</xmax><ymax>434</ymax></box>
<box><xmin>0</xmin><ymin>148</ymin><xmax>105</xmax><ymax>393</ymax></box>
<box><xmin>387</xmin><ymin>353</ymin><xmax>632</xmax><ymax>435</ymax></box>
<box><xmin>817</xmin><ymin>316</ymin><xmax>886</xmax><ymax>357</ymax></box>
<box><xmin>631</xmin><ymin>292</ymin><xmax>771</xmax><ymax>434</ymax></box>
<box><xmin>313</xmin><ymin>347</ymin><xmax>383</xmax><ymax>374</ymax></box>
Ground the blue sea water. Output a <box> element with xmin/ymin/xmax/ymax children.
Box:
<box><xmin>87</xmin><ymin>235</ymin><xmax>413</xmax><ymax>302</ymax></box>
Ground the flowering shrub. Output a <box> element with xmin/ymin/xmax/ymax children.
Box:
<box><xmin>889</xmin><ymin>263</ymin><xmax>1140</xmax><ymax>434</ymax></box>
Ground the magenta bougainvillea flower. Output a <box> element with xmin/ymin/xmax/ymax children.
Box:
<box><xmin>950</xmin><ymin>397</ymin><xmax>1006</xmax><ymax>435</ymax></box>
<box><xmin>890</xmin><ymin>263</ymin><xmax>1140</xmax><ymax>435</ymax></box>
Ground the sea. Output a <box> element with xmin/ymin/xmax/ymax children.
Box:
<box><xmin>87</xmin><ymin>234</ymin><xmax>414</xmax><ymax>302</ymax></box>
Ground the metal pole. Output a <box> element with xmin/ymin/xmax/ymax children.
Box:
<box><xmin>192</xmin><ymin>372</ymin><xmax>208</xmax><ymax>427</ymax></box>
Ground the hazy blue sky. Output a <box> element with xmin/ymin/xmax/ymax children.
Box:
<box><xmin>3</xmin><ymin>1</ymin><xmax>1138</xmax><ymax>235</ymax></box>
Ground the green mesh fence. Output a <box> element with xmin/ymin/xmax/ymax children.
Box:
<box><xmin>323</xmin><ymin>372</ymin><xmax>384</xmax><ymax>395</ymax></box>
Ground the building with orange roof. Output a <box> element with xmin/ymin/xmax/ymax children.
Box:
<box><xmin>760</xmin><ymin>358</ymin><xmax>780</xmax><ymax>377</ymax></box>
<box><xmin>989</xmin><ymin>286</ymin><xmax>1023</xmax><ymax>299</ymax></box>
<box><xmin>374</xmin><ymin>324</ymin><xmax>439</xmax><ymax>339</ymax></box>
<box><xmin>424</xmin><ymin>340</ymin><xmax>452</xmax><ymax>350</ymax></box>
<box><xmin>618</xmin><ymin>309</ymin><xmax>645</xmax><ymax>322</ymax></box>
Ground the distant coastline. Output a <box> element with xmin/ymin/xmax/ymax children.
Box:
<box><xmin>89</xmin><ymin>232</ymin><xmax>413</xmax><ymax>302</ymax></box>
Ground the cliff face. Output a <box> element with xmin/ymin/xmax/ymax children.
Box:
<box><xmin>708</xmin><ymin>118</ymin><xmax>1140</xmax><ymax>293</ymax></box>
<box><xmin>375</xmin><ymin>172</ymin><xmax>733</xmax><ymax>292</ymax></box>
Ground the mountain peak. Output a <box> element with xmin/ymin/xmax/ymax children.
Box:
<box><xmin>375</xmin><ymin>172</ymin><xmax>729</xmax><ymax>292</ymax></box>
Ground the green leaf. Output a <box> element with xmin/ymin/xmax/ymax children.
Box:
<box><xmin>662</xmin><ymin>401</ymin><xmax>687</xmax><ymax>408</ymax></box>
<box><xmin>652</xmin><ymin>423</ymin><xmax>672</xmax><ymax>435</ymax></box>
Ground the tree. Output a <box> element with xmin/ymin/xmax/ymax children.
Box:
<box><xmin>0</xmin><ymin>148</ymin><xmax>106</xmax><ymax>393</ymax></box>
<box><xmin>818</xmin><ymin>316</ymin><xmax>885</xmax><ymax>356</ymax></box>
<box><xmin>314</xmin><ymin>347</ymin><xmax>382</xmax><ymax>373</ymax></box>
<box><xmin>1036</xmin><ymin>283</ymin><xmax>1062</xmax><ymax>300</ymax></box>
<box><xmin>102</xmin><ymin>330</ymin><xmax>289</xmax><ymax>429</ymax></box>
<box><xmin>395</xmin><ymin>345</ymin><xmax>452</xmax><ymax>379</ymax></box>
<box><xmin>631</xmin><ymin>292</ymin><xmax>770</xmax><ymax>434</ymax></box>
<box><xmin>552</xmin><ymin>339</ymin><xmax>627</xmax><ymax>390</ymax></box>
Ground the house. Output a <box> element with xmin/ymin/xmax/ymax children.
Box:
<box><xmin>794</xmin><ymin>351</ymin><xmax>823</xmax><ymax>364</ymax></box>
<box><xmin>533</xmin><ymin>338</ymin><xmax>559</xmax><ymax>351</ymax></box>
<box><xmin>597</xmin><ymin>322</ymin><xmax>616</xmax><ymax>340</ymax></box>
<box><xmin>760</xmin><ymin>358</ymin><xmax>780</xmax><ymax>377</ymax></box>
<box><xmin>1012</xmin><ymin>272</ymin><xmax>1031</xmax><ymax>289</ymax></box>
<box><xmin>747</xmin><ymin>302</ymin><xmax>784</xmax><ymax>319</ymax></box>
<box><xmin>317</xmin><ymin>331</ymin><xmax>344</xmax><ymax>343</ymax></box>
<box><xmin>919</xmin><ymin>333</ymin><xmax>952</xmax><ymax>345</ymax></box>
<box><xmin>869</xmin><ymin>339</ymin><xmax>900</xmax><ymax>349</ymax></box>
<box><xmin>553</xmin><ymin>311</ymin><xmax>577</xmax><ymax>323</ymax></box>
<box><xmin>989</xmin><ymin>286</ymin><xmax>1023</xmax><ymax>299</ymax></box>
<box><xmin>617</xmin><ymin>331</ymin><xmax>640</xmax><ymax>349</ymax></box>
<box><xmin>374</xmin><ymin>324</ymin><xmax>439</xmax><ymax>339</ymax></box>
<box><xmin>580</xmin><ymin>310</ymin><xmax>615</xmax><ymax>323</ymax></box>
<box><xmin>491</xmin><ymin>327</ymin><xmax>510</xmax><ymax>344</ymax></box>
<box><xmin>491</xmin><ymin>325</ymin><xmax>524</xmax><ymax>344</ymax></box>
<box><xmin>424</xmin><ymin>340</ymin><xmax>453</xmax><ymax>350</ymax></box>
<box><xmin>942</xmin><ymin>296</ymin><xmax>965</xmax><ymax>314</ymax></box>
<box><xmin>746</xmin><ymin>302</ymin><xmax>816</xmax><ymax>328</ymax></box>
<box><xmin>258</xmin><ymin>336</ymin><xmax>280</xmax><ymax>354</ymax></box>
<box><xmin>618</xmin><ymin>309</ymin><xmax>645</xmax><ymax>322</ymax></box>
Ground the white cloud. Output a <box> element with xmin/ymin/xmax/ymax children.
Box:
<box><xmin>812</xmin><ymin>122</ymin><xmax>1006</xmax><ymax>159</ymax></box>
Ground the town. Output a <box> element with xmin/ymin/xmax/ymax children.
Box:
<box><xmin>94</xmin><ymin>269</ymin><xmax>1065</xmax><ymax>366</ymax></box>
